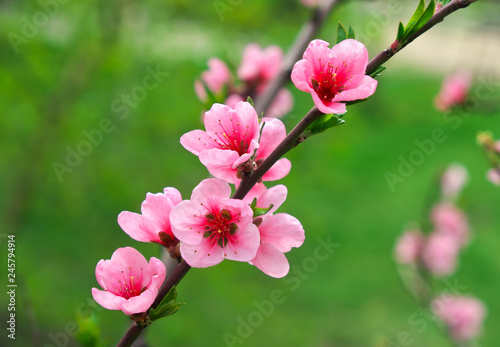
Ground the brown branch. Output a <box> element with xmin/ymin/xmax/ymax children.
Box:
<box><xmin>254</xmin><ymin>0</ymin><xmax>343</xmax><ymax>115</ymax></box>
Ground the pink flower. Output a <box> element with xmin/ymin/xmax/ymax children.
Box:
<box><xmin>245</xmin><ymin>185</ymin><xmax>305</xmax><ymax>278</ymax></box>
<box><xmin>118</xmin><ymin>188</ymin><xmax>182</xmax><ymax>253</ymax></box>
<box><xmin>291</xmin><ymin>39</ymin><xmax>378</xmax><ymax>114</ymax></box>
<box><xmin>195</xmin><ymin>58</ymin><xmax>232</xmax><ymax>102</ymax></box>
<box><xmin>180</xmin><ymin>101</ymin><xmax>260</xmax><ymax>183</ymax></box>
<box><xmin>441</xmin><ymin>164</ymin><xmax>468</xmax><ymax>199</ymax></box>
<box><xmin>487</xmin><ymin>167</ymin><xmax>500</xmax><ymax>185</ymax></box>
<box><xmin>238</xmin><ymin>44</ymin><xmax>282</xmax><ymax>93</ymax></box>
<box><xmin>394</xmin><ymin>230</ymin><xmax>425</xmax><ymax>264</ymax></box>
<box><xmin>180</xmin><ymin>102</ymin><xmax>290</xmax><ymax>183</ymax></box>
<box><xmin>434</xmin><ymin>70</ymin><xmax>472</xmax><ymax>112</ymax></box>
<box><xmin>422</xmin><ymin>232</ymin><xmax>460</xmax><ymax>276</ymax></box>
<box><xmin>431</xmin><ymin>203</ymin><xmax>469</xmax><ymax>246</ymax></box>
<box><xmin>300</xmin><ymin>0</ymin><xmax>322</xmax><ymax>7</ymax></box>
<box><xmin>267</xmin><ymin>88</ymin><xmax>294</xmax><ymax>118</ymax></box>
<box><xmin>170</xmin><ymin>178</ymin><xmax>260</xmax><ymax>268</ymax></box>
<box><xmin>92</xmin><ymin>247</ymin><xmax>166</xmax><ymax>315</ymax></box>
<box><xmin>432</xmin><ymin>295</ymin><xmax>486</xmax><ymax>341</ymax></box>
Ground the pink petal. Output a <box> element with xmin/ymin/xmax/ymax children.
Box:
<box><xmin>202</xmin><ymin>58</ymin><xmax>231</xmax><ymax>94</ymax></box>
<box><xmin>251</xmin><ymin>243</ymin><xmax>290</xmax><ymax>278</ymax></box>
<box><xmin>190</xmin><ymin>178</ymin><xmax>232</xmax><ymax>205</ymax></box>
<box><xmin>291</xmin><ymin>58</ymin><xmax>314</xmax><ymax>93</ymax></box>
<box><xmin>92</xmin><ymin>288</ymin><xmax>127</xmax><ymax>311</ymax></box>
<box><xmin>120</xmin><ymin>286</ymin><xmax>158</xmax><ymax>315</ymax></box>
<box><xmin>140</xmin><ymin>193</ymin><xmax>175</xmax><ymax>236</ymax></box>
<box><xmin>255</xmin><ymin>184</ymin><xmax>287</xmax><ymax>213</ymax></box>
<box><xmin>238</xmin><ymin>43</ymin><xmax>262</xmax><ymax>82</ymax></box>
<box><xmin>163</xmin><ymin>187</ymin><xmax>182</xmax><ymax>205</ymax></box>
<box><xmin>170</xmin><ymin>200</ymin><xmax>206</xmax><ymax>245</ymax></box>
<box><xmin>233</xmin><ymin>101</ymin><xmax>261</xmax><ymax>144</ymax></box>
<box><xmin>311</xmin><ymin>92</ymin><xmax>347</xmax><ymax>114</ymax></box>
<box><xmin>259</xmin><ymin>213</ymin><xmax>305</xmax><ymax>253</ymax></box>
<box><xmin>148</xmin><ymin>257</ymin><xmax>167</xmax><ymax>289</ymax></box>
<box><xmin>328</xmin><ymin>39</ymin><xmax>369</xmax><ymax>85</ymax></box>
<box><xmin>260</xmin><ymin>45</ymin><xmax>283</xmax><ymax>81</ymax></box>
<box><xmin>118</xmin><ymin>212</ymin><xmax>160</xmax><ymax>243</ymax></box>
<box><xmin>224</xmin><ymin>223</ymin><xmax>260</xmax><ymax>262</ymax></box>
<box><xmin>95</xmin><ymin>259</ymin><xmax>108</xmax><ymax>290</ymax></box>
<box><xmin>256</xmin><ymin>118</ymin><xmax>287</xmax><ymax>160</ymax></box>
<box><xmin>180</xmin><ymin>239</ymin><xmax>224</xmax><ymax>267</ymax></box>
<box><xmin>199</xmin><ymin>148</ymin><xmax>240</xmax><ymax>182</ymax></box>
<box><xmin>225</xmin><ymin>94</ymin><xmax>245</xmax><ymax>108</ymax></box>
<box><xmin>261</xmin><ymin>158</ymin><xmax>291</xmax><ymax>181</ymax></box>
<box><xmin>180</xmin><ymin>129</ymin><xmax>219</xmax><ymax>156</ymax></box>
<box><xmin>332</xmin><ymin>75</ymin><xmax>378</xmax><ymax>102</ymax></box>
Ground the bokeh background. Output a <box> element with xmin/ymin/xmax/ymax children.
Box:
<box><xmin>1</xmin><ymin>0</ymin><xmax>499</xmax><ymax>346</ymax></box>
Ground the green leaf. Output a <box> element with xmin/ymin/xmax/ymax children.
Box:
<box><xmin>347</xmin><ymin>25</ymin><xmax>356</xmax><ymax>40</ymax></box>
<box><xmin>336</xmin><ymin>23</ymin><xmax>347</xmax><ymax>44</ymax></box>
<box><xmin>250</xmin><ymin>198</ymin><xmax>274</xmax><ymax>217</ymax></box>
<box><xmin>149</xmin><ymin>286</ymin><xmax>185</xmax><ymax>322</ymax></box>
<box><xmin>405</xmin><ymin>0</ymin><xmax>425</xmax><ymax>33</ymax></box>
<box><xmin>306</xmin><ymin>113</ymin><xmax>346</xmax><ymax>136</ymax></box>
<box><xmin>368</xmin><ymin>65</ymin><xmax>386</xmax><ymax>78</ymax></box>
<box><xmin>396</xmin><ymin>21</ymin><xmax>405</xmax><ymax>41</ymax></box>
<box><xmin>406</xmin><ymin>0</ymin><xmax>435</xmax><ymax>38</ymax></box>
<box><xmin>246</xmin><ymin>96</ymin><xmax>254</xmax><ymax>107</ymax></box>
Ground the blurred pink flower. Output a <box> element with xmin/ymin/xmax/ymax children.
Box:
<box><xmin>266</xmin><ymin>88</ymin><xmax>294</xmax><ymax>118</ymax></box>
<box><xmin>394</xmin><ymin>230</ymin><xmax>425</xmax><ymax>264</ymax></box>
<box><xmin>195</xmin><ymin>58</ymin><xmax>232</xmax><ymax>102</ymax></box>
<box><xmin>291</xmin><ymin>39</ymin><xmax>378</xmax><ymax>114</ymax></box>
<box><xmin>300</xmin><ymin>0</ymin><xmax>321</xmax><ymax>7</ymax></box>
<box><xmin>238</xmin><ymin>43</ymin><xmax>282</xmax><ymax>93</ymax></box>
<box><xmin>180</xmin><ymin>101</ymin><xmax>260</xmax><ymax>183</ymax></box>
<box><xmin>92</xmin><ymin>247</ymin><xmax>166</xmax><ymax>315</ymax></box>
<box><xmin>118</xmin><ymin>188</ymin><xmax>182</xmax><ymax>250</ymax></box>
<box><xmin>487</xmin><ymin>167</ymin><xmax>500</xmax><ymax>185</ymax></box>
<box><xmin>431</xmin><ymin>203</ymin><xmax>469</xmax><ymax>246</ymax></box>
<box><xmin>434</xmin><ymin>70</ymin><xmax>472</xmax><ymax>112</ymax></box>
<box><xmin>170</xmin><ymin>179</ymin><xmax>260</xmax><ymax>268</ymax></box>
<box><xmin>422</xmin><ymin>232</ymin><xmax>460</xmax><ymax>276</ymax></box>
<box><xmin>245</xmin><ymin>185</ymin><xmax>305</xmax><ymax>278</ymax></box>
<box><xmin>432</xmin><ymin>295</ymin><xmax>486</xmax><ymax>341</ymax></box>
<box><xmin>441</xmin><ymin>164</ymin><xmax>468</xmax><ymax>199</ymax></box>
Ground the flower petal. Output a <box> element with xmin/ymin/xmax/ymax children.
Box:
<box><xmin>259</xmin><ymin>213</ymin><xmax>305</xmax><ymax>253</ymax></box>
<box><xmin>251</xmin><ymin>243</ymin><xmax>290</xmax><ymax>278</ymax></box>
<box><xmin>118</xmin><ymin>212</ymin><xmax>160</xmax><ymax>243</ymax></box>
<box><xmin>261</xmin><ymin>158</ymin><xmax>291</xmax><ymax>182</ymax></box>
<box><xmin>332</xmin><ymin>75</ymin><xmax>378</xmax><ymax>102</ymax></box>
<box><xmin>170</xmin><ymin>200</ymin><xmax>206</xmax><ymax>245</ymax></box>
<box><xmin>92</xmin><ymin>288</ymin><xmax>127</xmax><ymax>311</ymax></box>
<box><xmin>199</xmin><ymin>149</ymin><xmax>241</xmax><ymax>183</ymax></box>
<box><xmin>120</xmin><ymin>286</ymin><xmax>158</xmax><ymax>315</ymax></box>
<box><xmin>180</xmin><ymin>239</ymin><xmax>224</xmax><ymax>267</ymax></box>
<box><xmin>225</xmin><ymin>223</ymin><xmax>260</xmax><ymax>262</ymax></box>
<box><xmin>180</xmin><ymin>129</ymin><xmax>219</xmax><ymax>156</ymax></box>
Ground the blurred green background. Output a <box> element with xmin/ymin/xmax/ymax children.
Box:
<box><xmin>1</xmin><ymin>0</ymin><xmax>499</xmax><ymax>346</ymax></box>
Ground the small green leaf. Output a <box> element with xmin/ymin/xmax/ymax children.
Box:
<box><xmin>406</xmin><ymin>0</ymin><xmax>435</xmax><ymax>38</ymax></box>
<box><xmin>405</xmin><ymin>0</ymin><xmax>425</xmax><ymax>33</ymax></box>
<box><xmin>306</xmin><ymin>113</ymin><xmax>346</xmax><ymax>136</ymax></box>
<box><xmin>250</xmin><ymin>199</ymin><xmax>274</xmax><ymax>218</ymax></box>
<box><xmin>246</xmin><ymin>96</ymin><xmax>254</xmax><ymax>107</ymax></box>
<box><xmin>347</xmin><ymin>26</ymin><xmax>356</xmax><ymax>40</ymax></box>
<box><xmin>396</xmin><ymin>21</ymin><xmax>405</xmax><ymax>41</ymax></box>
<box><xmin>149</xmin><ymin>286</ymin><xmax>185</xmax><ymax>322</ymax></box>
<box><xmin>336</xmin><ymin>22</ymin><xmax>347</xmax><ymax>44</ymax></box>
<box><xmin>368</xmin><ymin>65</ymin><xmax>386</xmax><ymax>78</ymax></box>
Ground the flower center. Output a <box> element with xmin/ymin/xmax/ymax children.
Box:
<box><xmin>115</xmin><ymin>268</ymin><xmax>145</xmax><ymax>299</ymax></box>
<box><xmin>311</xmin><ymin>60</ymin><xmax>346</xmax><ymax>102</ymax></box>
<box><xmin>203</xmin><ymin>209</ymin><xmax>239</xmax><ymax>256</ymax></box>
<box><xmin>210</xmin><ymin>118</ymin><xmax>251</xmax><ymax>155</ymax></box>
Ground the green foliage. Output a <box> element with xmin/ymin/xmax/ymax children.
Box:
<box><xmin>396</xmin><ymin>0</ymin><xmax>436</xmax><ymax>44</ymax></box>
<box><xmin>336</xmin><ymin>22</ymin><xmax>356</xmax><ymax>44</ymax></box>
<box><xmin>149</xmin><ymin>286</ymin><xmax>185</xmax><ymax>322</ymax></box>
<box><xmin>303</xmin><ymin>113</ymin><xmax>346</xmax><ymax>138</ymax></box>
<box><xmin>369</xmin><ymin>65</ymin><xmax>386</xmax><ymax>78</ymax></box>
<box><xmin>250</xmin><ymin>198</ymin><xmax>274</xmax><ymax>217</ymax></box>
